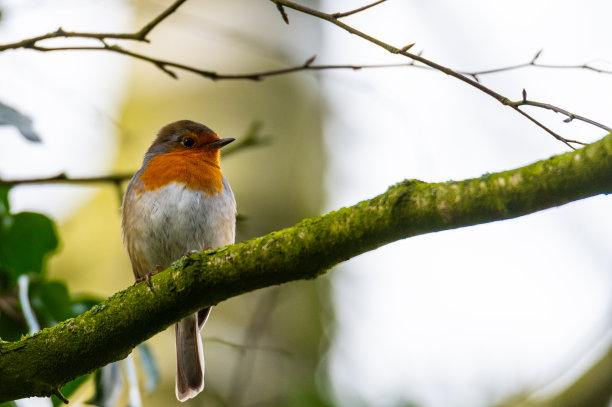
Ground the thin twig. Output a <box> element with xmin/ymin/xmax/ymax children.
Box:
<box><xmin>2</xmin><ymin>5</ymin><xmax>610</xmax><ymax>90</ymax></box>
<box><xmin>1</xmin><ymin>0</ymin><xmax>607</xmax><ymax>147</ymax></box>
<box><xmin>332</xmin><ymin>0</ymin><xmax>388</xmax><ymax>19</ymax></box>
<box><xmin>0</xmin><ymin>173</ymin><xmax>133</xmax><ymax>187</ymax></box>
<box><xmin>29</xmin><ymin>39</ymin><xmax>612</xmax><ymax>102</ymax></box>
<box><xmin>464</xmin><ymin>49</ymin><xmax>612</xmax><ymax>81</ymax></box>
<box><xmin>513</xmin><ymin>108</ymin><xmax>583</xmax><ymax>149</ymax></box>
<box><xmin>6</xmin><ymin>25</ymin><xmax>611</xmax><ymax>84</ymax></box>
<box><xmin>0</xmin><ymin>0</ymin><xmax>188</xmax><ymax>51</ymax></box>
<box><xmin>512</xmin><ymin>97</ymin><xmax>611</xmax><ymax>132</ymax></box>
<box><xmin>275</xmin><ymin>3</ymin><xmax>290</xmax><ymax>24</ymax></box>
<box><xmin>135</xmin><ymin>0</ymin><xmax>188</xmax><ymax>40</ymax></box>
<box><xmin>270</xmin><ymin>0</ymin><xmax>604</xmax><ymax>148</ymax></box>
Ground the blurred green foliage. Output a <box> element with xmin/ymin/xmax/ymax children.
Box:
<box><xmin>0</xmin><ymin>184</ymin><xmax>167</xmax><ymax>405</ymax></box>
<box><xmin>0</xmin><ymin>186</ymin><xmax>98</xmax><ymax>403</ymax></box>
<box><xmin>0</xmin><ymin>186</ymin><xmax>99</xmax><ymax>340</ymax></box>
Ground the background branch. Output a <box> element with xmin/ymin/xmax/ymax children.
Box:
<box><xmin>1</xmin><ymin>132</ymin><xmax>611</xmax><ymax>402</ymax></box>
<box><xmin>512</xmin><ymin>91</ymin><xmax>611</xmax><ymax>132</ymax></box>
<box><xmin>1</xmin><ymin>0</ymin><xmax>609</xmax><ymax>148</ymax></box>
<box><xmin>270</xmin><ymin>0</ymin><xmax>610</xmax><ymax>148</ymax></box>
<box><xmin>464</xmin><ymin>49</ymin><xmax>612</xmax><ymax>81</ymax></box>
<box><xmin>0</xmin><ymin>0</ymin><xmax>187</xmax><ymax>51</ymax></box>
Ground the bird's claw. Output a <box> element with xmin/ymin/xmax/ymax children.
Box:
<box><xmin>134</xmin><ymin>265</ymin><xmax>160</xmax><ymax>290</ymax></box>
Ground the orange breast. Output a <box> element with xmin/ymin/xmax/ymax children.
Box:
<box><xmin>137</xmin><ymin>149</ymin><xmax>224</xmax><ymax>194</ymax></box>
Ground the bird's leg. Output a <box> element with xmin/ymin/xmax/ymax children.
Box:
<box><xmin>134</xmin><ymin>265</ymin><xmax>161</xmax><ymax>290</ymax></box>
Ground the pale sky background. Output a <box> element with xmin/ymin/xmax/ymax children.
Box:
<box><xmin>0</xmin><ymin>0</ymin><xmax>129</xmax><ymax>218</ymax></box>
<box><xmin>321</xmin><ymin>1</ymin><xmax>612</xmax><ymax>406</ymax></box>
<box><xmin>1</xmin><ymin>1</ymin><xmax>611</xmax><ymax>407</ymax></box>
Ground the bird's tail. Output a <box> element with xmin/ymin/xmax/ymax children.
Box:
<box><xmin>175</xmin><ymin>312</ymin><xmax>205</xmax><ymax>401</ymax></box>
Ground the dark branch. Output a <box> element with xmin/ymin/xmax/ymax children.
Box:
<box><xmin>1</xmin><ymin>0</ymin><xmax>608</xmax><ymax>148</ymax></box>
<box><xmin>0</xmin><ymin>173</ymin><xmax>133</xmax><ymax>187</ymax></box>
<box><xmin>275</xmin><ymin>3</ymin><xmax>290</xmax><ymax>24</ymax></box>
<box><xmin>0</xmin><ymin>0</ymin><xmax>188</xmax><ymax>51</ymax></box>
<box><xmin>135</xmin><ymin>0</ymin><xmax>188</xmax><ymax>40</ymax></box>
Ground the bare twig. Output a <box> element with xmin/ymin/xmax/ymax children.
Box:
<box><xmin>463</xmin><ymin>49</ymin><xmax>612</xmax><ymax>81</ymax></box>
<box><xmin>332</xmin><ymin>0</ymin><xmax>388</xmax><ymax>19</ymax></box>
<box><xmin>0</xmin><ymin>0</ymin><xmax>187</xmax><ymax>51</ymax></box>
<box><xmin>7</xmin><ymin>23</ymin><xmax>611</xmax><ymax>85</ymax></box>
<box><xmin>1</xmin><ymin>0</ymin><xmax>607</xmax><ymax>148</ymax></box>
<box><xmin>510</xmin><ymin>91</ymin><xmax>611</xmax><ymax>132</ymax></box>
<box><xmin>135</xmin><ymin>0</ymin><xmax>188</xmax><ymax>40</ymax></box>
<box><xmin>270</xmin><ymin>0</ymin><xmax>607</xmax><ymax>148</ymax></box>
<box><xmin>275</xmin><ymin>3</ymin><xmax>290</xmax><ymax>24</ymax></box>
<box><xmin>23</xmin><ymin>42</ymin><xmax>407</xmax><ymax>81</ymax></box>
<box><xmin>513</xmin><ymin>109</ymin><xmax>586</xmax><ymax>148</ymax></box>
<box><xmin>2</xmin><ymin>2</ymin><xmax>610</xmax><ymax>95</ymax></box>
<box><xmin>0</xmin><ymin>172</ymin><xmax>133</xmax><ymax>187</ymax></box>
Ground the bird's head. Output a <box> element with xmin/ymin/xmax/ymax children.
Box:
<box><xmin>144</xmin><ymin>120</ymin><xmax>235</xmax><ymax>166</ymax></box>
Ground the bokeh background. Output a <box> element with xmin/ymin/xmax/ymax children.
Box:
<box><xmin>0</xmin><ymin>0</ymin><xmax>611</xmax><ymax>406</ymax></box>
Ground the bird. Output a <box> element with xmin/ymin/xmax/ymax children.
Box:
<box><xmin>121</xmin><ymin>120</ymin><xmax>236</xmax><ymax>401</ymax></box>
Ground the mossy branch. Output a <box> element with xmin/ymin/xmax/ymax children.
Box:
<box><xmin>1</xmin><ymin>133</ymin><xmax>612</xmax><ymax>401</ymax></box>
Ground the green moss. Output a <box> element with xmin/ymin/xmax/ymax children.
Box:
<box><xmin>2</xmin><ymin>133</ymin><xmax>612</xmax><ymax>401</ymax></box>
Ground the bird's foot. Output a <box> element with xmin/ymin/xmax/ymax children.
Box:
<box><xmin>134</xmin><ymin>265</ymin><xmax>160</xmax><ymax>290</ymax></box>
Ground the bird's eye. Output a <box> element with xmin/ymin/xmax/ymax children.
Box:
<box><xmin>182</xmin><ymin>137</ymin><xmax>195</xmax><ymax>148</ymax></box>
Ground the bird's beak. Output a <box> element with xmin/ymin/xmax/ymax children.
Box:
<box><xmin>206</xmin><ymin>137</ymin><xmax>235</xmax><ymax>148</ymax></box>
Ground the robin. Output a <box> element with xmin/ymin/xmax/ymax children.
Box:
<box><xmin>121</xmin><ymin>120</ymin><xmax>236</xmax><ymax>401</ymax></box>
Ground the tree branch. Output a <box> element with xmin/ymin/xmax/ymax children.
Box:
<box><xmin>1</xmin><ymin>132</ymin><xmax>611</xmax><ymax>402</ymax></box>
<box><xmin>0</xmin><ymin>0</ymin><xmax>187</xmax><ymax>51</ymax></box>
<box><xmin>464</xmin><ymin>49</ymin><xmax>612</xmax><ymax>81</ymax></box>
<box><xmin>135</xmin><ymin>0</ymin><xmax>188</xmax><ymax>40</ymax></box>
<box><xmin>269</xmin><ymin>0</ymin><xmax>609</xmax><ymax>148</ymax></box>
<box><xmin>2</xmin><ymin>0</ymin><xmax>609</xmax><ymax>146</ymax></box>
<box><xmin>510</xmin><ymin>89</ymin><xmax>611</xmax><ymax>132</ymax></box>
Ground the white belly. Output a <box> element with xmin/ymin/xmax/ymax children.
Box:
<box><xmin>123</xmin><ymin>180</ymin><xmax>236</xmax><ymax>277</ymax></box>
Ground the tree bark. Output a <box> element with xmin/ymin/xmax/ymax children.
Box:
<box><xmin>1</xmin><ymin>133</ymin><xmax>611</xmax><ymax>401</ymax></box>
